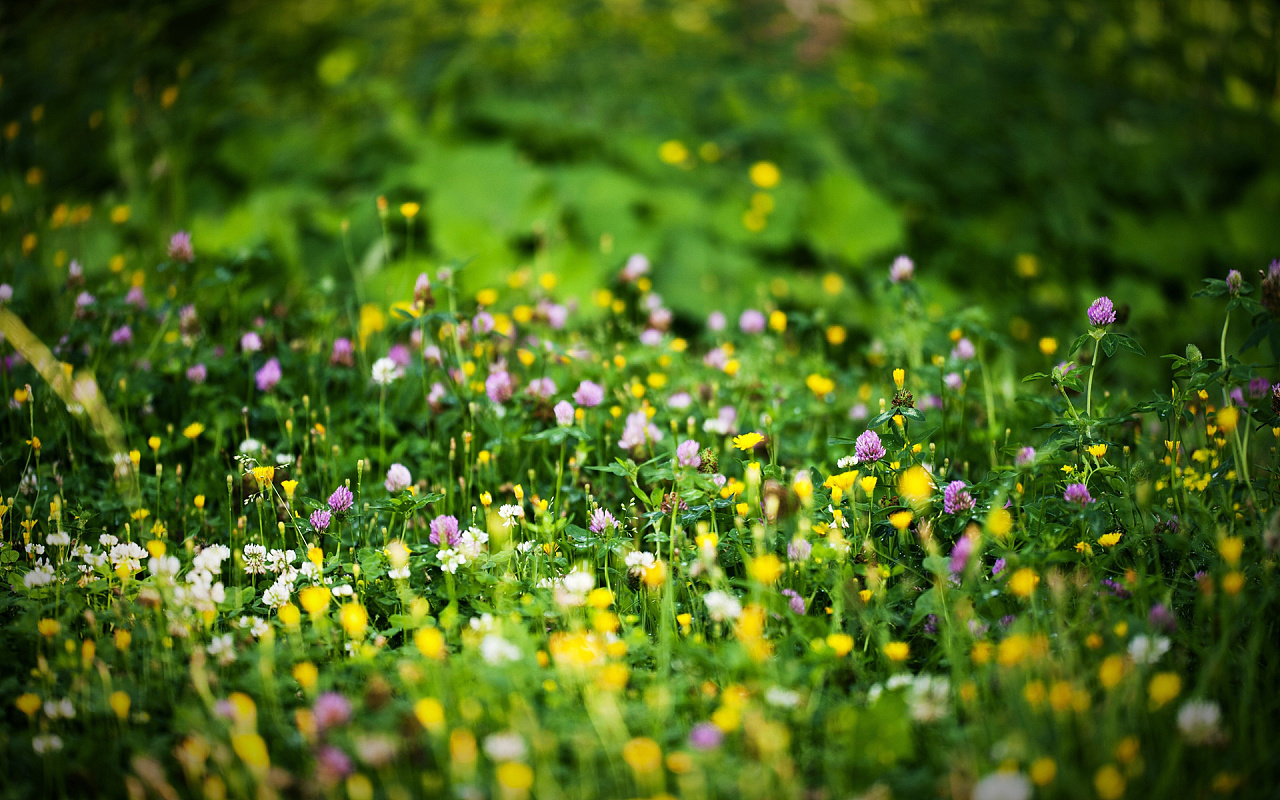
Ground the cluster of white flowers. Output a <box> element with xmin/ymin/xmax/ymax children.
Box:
<box><xmin>371</xmin><ymin>356</ymin><xmax>402</xmax><ymax>386</ymax></box>
<box><xmin>149</xmin><ymin>555</ymin><xmax>181</xmax><ymax>577</ymax></box>
<box><xmin>207</xmin><ymin>633</ymin><xmax>236</xmax><ymax>665</ymax></box>
<box><xmin>238</xmin><ymin>615</ymin><xmax>270</xmax><ymax>638</ymax></box>
<box><xmin>868</xmin><ymin>673</ymin><xmax>951</xmax><ymax>723</ymax></box>
<box><xmin>971</xmin><ymin>772</ymin><xmax>1032</xmax><ymax>800</ymax></box>
<box><xmin>242</xmin><ymin>543</ymin><xmax>268</xmax><ymax>575</ymax></box>
<box><xmin>45</xmin><ymin>531</ymin><xmax>71</xmax><ymax>547</ymax></box>
<box><xmin>23</xmin><ymin>561</ymin><xmax>55</xmax><ymax>588</ymax></box>
<box><xmin>498</xmin><ymin>505</ymin><xmax>524</xmax><ymax>529</ymax></box>
<box><xmin>555</xmin><ymin>568</ymin><xmax>595</xmax><ymax>607</ymax></box>
<box><xmin>109</xmin><ymin>541</ymin><xmax>148</xmax><ymax>573</ymax></box>
<box><xmin>625</xmin><ymin>550</ymin><xmax>656</xmax><ymax>577</ymax></box>
<box><xmin>43</xmin><ymin>698</ymin><xmax>75</xmax><ymax>719</ymax></box>
<box><xmin>1128</xmin><ymin>634</ymin><xmax>1171</xmax><ymax>665</ymax></box>
<box><xmin>704</xmin><ymin>590</ymin><xmax>743</xmax><ymax>622</ymax></box>
<box><xmin>32</xmin><ymin>734</ymin><xmax>63</xmax><ymax>754</ymax></box>
<box><xmin>1177</xmin><ymin>700</ymin><xmax>1223</xmax><ymax>745</ymax></box>
<box><xmin>482</xmin><ymin>732</ymin><xmax>527</xmax><ymax>762</ymax></box>
<box><xmin>332</xmin><ymin>584</ymin><xmax>355</xmax><ymax>597</ymax></box>
<box><xmin>439</xmin><ymin>549</ymin><xmax>467</xmax><ymax>574</ymax></box>
<box><xmin>173</xmin><ymin>544</ymin><xmax>230</xmax><ymax>614</ymax></box>
<box><xmin>260</xmin><ymin>548</ymin><xmax>300</xmax><ymax>608</ymax></box>
<box><xmin>457</xmin><ymin>527</ymin><xmax>488</xmax><ymax>558</ymax></box>
<box><xmin>480</xmin><ymin>634</ymin><xmax>522</xmax><ymax>665</ymax></box>
<box><xmin>765</xmin><ymin>687</ymin><xmax>803</xmax><ymax>709</ymax></box>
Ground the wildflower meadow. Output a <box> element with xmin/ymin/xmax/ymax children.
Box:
<box><xmin>3</xmin><ymin>3</ymin><xmax>1280</xmax><ymax>800</ymax></box>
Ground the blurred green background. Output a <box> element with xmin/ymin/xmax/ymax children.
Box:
<box><xmin>3</xmin><ymin>0</ymin><xmax>1279</xmax><ymax>372</ymax></box>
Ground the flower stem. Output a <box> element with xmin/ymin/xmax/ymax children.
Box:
<box><xmin>1086</xmin><ymin>337</ymin><xmax>1102</xmax><ymax>418</ymax></box>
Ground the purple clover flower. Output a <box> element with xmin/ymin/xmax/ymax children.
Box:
<box><xmin>677</xmin><ymin>440</ymin><xmax>701</xmax><ymax>468</ymax></box>
<box><xmin>787</xmin><ymin>537</ymin><xmax>812</xmax><ymax>562</ymax></box>
<box><xmin>312</xmin><ymin>692</ymin><xmax>352</xmax><ymax>731</ymax></box>
<box><xmin>430</xmin><ymin>515</ymin><xmax>461</xmax><ymax>546</ymax></box>
<box><xmin>1087</xmin><ymin>296</ymin><xmax>1116</xmax><ymax>327</ymax></box>
<box><xmin>329</xmin><ymin>485</ymin><xmax>354</xmax><ymax>513</ymax></box>
<box><xmin>588</xmin><ymin>508</ymin><xmax>618</xmax><ymax>534</ymax></box>
<box><xmin>949</xmin><ymin>535</ymin><xmax>974</xmax><ymax>575</ymax></box>
<box><xmin>255</xmin><ymin>358</ymin><xmax>281</xmax><ymax>392</ymax></box>
<box><xmin>992</xmin><ymin>558</ymin><xmax>1006</xmax><ymax>577</ymax></box>
<box><xmin>889</xmin><ymin>255</ymin><xmax>914</xmax><ymax>283</ymax></box>
<box><xmin>1064</xmin><ymin>482</ymin><xmax>1094</xmax><ymax>505</ymax></box>
<box><xmin>168</xmin><ymin>231</ymin><xmax>194</xmax><ymax>262</ymax></box>
<box><xmin>573</xmin><ymin>380</ymin><xmax>605</xmax><ymax>408</ymax></box>
<box><xmin>854</xmin><ymin>430</ymin><xmax>885</xmax><ymax>464</ymax></box>
<box><xmin>689</xmin><ymin>723</ymin><xmax>724</xmax><ymax>750</ymax></box>
<box><xmin>186</xmin><ymin>363</ymin><xmax>207</xmax><ymax>384</ymax></box>
<box><xmin>943</xmin><ymin>480</ymin><xmax>975</xmax><ymax>516</ymax></box>
<box><xmin>310</xmin><ymin>509</ymin><xmax>331</xmax><ymax>531</ymax></box>
<box><xmin>554</xmin><ymin>400</ymin><xmax>575</xmax><ymax>427</ymax></box>
<box><xmin>384</xmin><ymin>463</ymin><xmax>411</xmax><ymax>493</ymax></box>
<box><xmin>1227</xmin><ymin>269</ymin><xmax>1242</xmax><ymax>296</ymax></box>
<box><xmin>739</xmin><ymin>309</ymin><xmax>766</xmax><ymax>334</ymax></box>
<box><xmin>782</xmin><ymin>588</ymin><xmax>806</xmax><ymax>615</ymax></box>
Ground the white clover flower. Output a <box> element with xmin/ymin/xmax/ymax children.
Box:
<box><xmin>479</xmin><ymin>634</ymin><xmax>522</xmax><ymax>664</ymax></box>
<box><xmin>45</xmin><ymin>531</ymin><xmax>70</xmax><ymax>547</ymax></box>
<box><xmin>208</xmin><ymin>633</ymin><xmax>236</xmax><ymax>665</ymax></box>
<box><xmin>388</xmin><ymin>565</ymin><xmax>411</xmax><ymax>580</ymax></box>
<box><xmin>498</xmin><ymin>505</ymin><xmax>524</xmax><ymax>529</ymax></box>
<box><xmin>372</xmin><ymin>357</ymin><xmax>401</xmax><ymax>386</ymax></box>
<box><xmin>971</xmin><ymin>772</ymin><xmax>1031</xmax><ymax>800</ymax></box>
<box><xmin>765</xmin><ymin>687</ymin><xmax>803</xmax><ymax>709</ymax></box>
<box><xmin>1177</xmin><ymin>700</ymin><xmax>1223</xmax><ymax>745</ymax></box>
<box><xmin>439</xmin><ymin>549</ymin><xmax>467</xmax><ymax>574</ymax></box>
<box><xmin>242</xmin><ymin>543</ymin><xmax>267</xmax><ymax>575</ymax></box>
<box><xmin>32</xmin><ymin>734</ymin><xmax>63</xmax><ymax>754</ymax></box>
<box><xmin>483</xmin><ymin>732</ymin><xmax>528</xmax><ymax>763</ymax></box>
<box><xmin>625</xmin><ymin>550</ymin><xmax>656</xmax><ymax>577</ymax></box>
<box><xmin>704</xmin><ymin>590</ymin><xmax>742</xmax><ymax>622</ymax></box>
<box><xmin>1128</xmin><ymin>634</ymin><xmax>1170</xmax><ymax>665</ymax></box>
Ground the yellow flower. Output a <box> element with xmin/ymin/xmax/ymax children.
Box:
<box><xmin>339</xmin><ymin>603</ymin><xmax>368</xmax><ymax>637</ymax></box>
<box><xmin>290</xmin><ymin>660</ymin><xmax>319</xmax><ymax>691</ymax></box>
<box><xmin>1008</xmin><ymin>568</ymin><xmax>1040</xmax><ymax>598</ymax></box>
<box><xmin>892</xmin><ymin>368</ymin><xmax>905</xmax><ymax>390</ymax></box>
<box><xmin>414</xmin><ymin>697</ymin><xmax>445</xmax><ymax>731</ymax></box>
<box><xmin>414</xmin><ymin>627</ymin><xmax>446</xmax><ymax>660</ymax></box>
<box><xmin>278</xmin><ymin>603</ymin><xmax>301</xmax><ymax>627</ymax></box>
<box><xmin>826</xmin><ymin>325</ymin><xmax>847</xmax><ymax>345</ymax></box>
<box><xmin>897</xmin><ymin>466</ymin><xmax>933</xmax><ymax>505</ymax></box>
<box><xmin>1217</xmin><ymin>405</ymin><xmax>1239</xmax><ymax>434</ymax></box>
<box><xmin>860</xmin><ymin>476</ymin><xmax>878</xmax><ymax>494</ymax></box>
<box><xmin>15</xmin><ymin>693</ymin><xmax>41</xmax><ymax>717</ymax></box>
<box><xmin>1030</xmin><ymin>757</ymin><xmax>1057</xmax><ymax>786</ymax></box>
<box><xmin>1097</xmin><ymin>532</ymin><xmax>1122</xmax><ymax>548</ymax></box>
<box><xmin>182</xmin><ymin>422</ymin><xmax>205</xmax><ymax>439</ymax></box>
<box><xmin>1087</xmin><ymin>443</ymin><xmax>1108</xmax><ymax>459</ymax></box>
<box><xmin>1099</xmin><ymin>655</ymin><xmax>1126</xmax><ymax>689</ymax></box>
<box><xmin>748</xmin><ymin>553</ymin><xmax>784</xmax><ymax>584</ymax></box>
<box><xmin>622</xmin><ymin>737</ymin><xmax>663</xmax><ymax>774</ymax></box>
<box><xmin>281</xmin><ymin>480</ymin><xmax>298</xmax><ymax>500</ymax></box>
<box><xmin>826</xmin><ymin>633</ymin><xmax>854</xmax><ymax>656</ymax></box>
<box><xmin>193</xmin><ymin>494</ymin><xmax>206</xmax><ymax>509</ymax></box>
<box><xmin>883</xmin><ymin>641</ymin><xmax>910</xmax><ymax>662</ymax></box>
<box><xmin>642</xmin><ymin>560</ymin><xmax>667</xmax><ymax>588</ymax></box>
<box><xmin>37</xmin><ymin>618</ymin><xmax>60</xmax><ymax>638</ymax></box>
<box><xmin>733</xmin><ymin>432</ymin><xmax>764</xmax><ymax>451</ymax></box>
<box><xmin>110</xmin><ymin>690</ymin><xmax>131</xmax><ymax>720</ymax></box>
<box><xmin>299</xmin><ymin>586</ymin><xmax>331</xmax><ymax>615</ymax></box>
<box><xmin>658</xmin><ymin>140</ymin><xmax>688</xmax><ymax>164</ymax></box>
<box><xmin>1218</xmin><ymin>536</ymin><xmax>1243</xmax><ymax>566</ymax></box>
<box><xmin>250</xmin><ymin>465</ymin><xmax>275</xmax><ymax>488</ymax></box>
<box><xmin>231</xmin><ymin>733</ymin><xmax>269</xmax><ymax>771</ymax></box>
<box><xmin>147</xmin><ymin>436</ymin><xmax>161</xmax><ymax>451</ymax></box>
<box><xmin>1222</xmin><ymin>571</ymin><xmax>1244</xmax><ymax>596</ymax></box>
<box><xmin>806</xmin><ymin>374</ymin><xmax>835</xmax><ymax>397</ymax></box>
<box><xmin>1075</xmin><ymin>541</ymin><xmax>1093</xmax><ymax>555</ymax></box>
<box><xmin>986</xmin><ymin>506</ymin><xmax>1013</xmax><ymax>538</ymax></box>
<box><xmin>495</xmin><ymin>761</ymin><xmax>534</xmax><ymax>793</ymax></box>
<box><xmin>1038</xmin><ymin>337</ymin><xmax>1058</xmax><ymax>355</ymax></box>
<box><xmin>889</xmin><ymin>510</ymin><xmax>913</xmax><ymax>530</ymax></box>
<box><xmin>1094</xmin><ymin>765</ymin><xmax>1126</xmax><ymax>800</ymax></box>
<box><xmin>1152</xmin><ymin>670</ymin><xmax>1177</xmax><ymax>706</ymax></box>
<box><xmin>400</xmin><ymin>202</ymin><xmax>420</xmax><ymax>218</ymax></box>
<box><xmin>749</xmin><ymin>161</ymin><xmax>780</xmax><ymax>188</ymax></box>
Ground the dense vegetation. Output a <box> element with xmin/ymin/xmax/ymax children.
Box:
<box><xmin>3</xmin><ymin>1</ymin><xmax>1280</xmax><ymax>799</ymax></box>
